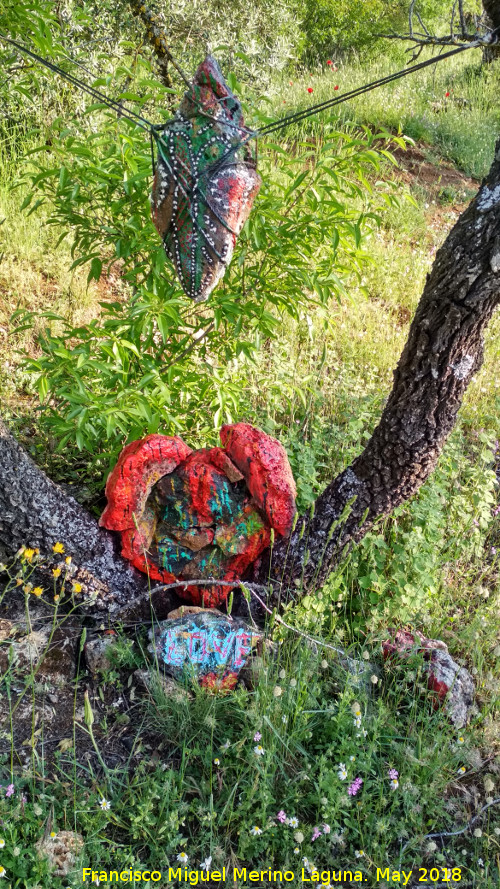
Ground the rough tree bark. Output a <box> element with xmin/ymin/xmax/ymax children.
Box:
<box><xmin>483</xmin><ymin>0</ymin><xmax>500</xmax><ymax>61</ymax></box>
<box><xmin>1</xmin><ymin>141</ymin><xmax>500</xmax><ymax>615</ymax></box>
<box><xmin>253</xmin><ymin>137</ymin><xmax>500</xmax><ymax>602</ymax></box>
<box><xmin>0</xmin><ymin>419</ymin><xmax>148</xmax><ymax>610</ymax></box>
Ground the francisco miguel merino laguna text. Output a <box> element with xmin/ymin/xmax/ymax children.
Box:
<box><xmin>83</xmin><ymin>867</ymin><xmax>373</xmax><ymax>884</ymax></box>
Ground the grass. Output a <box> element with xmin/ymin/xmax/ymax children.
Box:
<box><xmin>268</xmin><ymin>50</ymin><xmax>500</xmax><ymax>179</ymax></box>
<box><xmin>0</xmin><ymin>548</ymin><xmax>499</xmax><ymax>886</ymax></box>
<box><xmin>0</xmin><ymin>37</ymin><xmax>499</xmax><ymax>889</ymax></box>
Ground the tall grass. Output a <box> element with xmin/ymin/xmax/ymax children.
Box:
<box><xmin>269</xmin><ymin>51</ymin><xmax>500</xmax><ymax>178</ymax></box>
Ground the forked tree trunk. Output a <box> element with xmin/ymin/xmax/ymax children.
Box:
<box><xmin>1</xmin><ymin>140</ymin><xmax>500</xmax><ymax>615</ymax></box>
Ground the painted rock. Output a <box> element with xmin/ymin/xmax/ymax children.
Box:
<box><xmin>151</xmin><ymin>56</ymin><xmax>261</xmax><ymax>302</ymax></box>
<box><xmin>382</xmin><ymin>629</ymin><xmax>475</xmax><ymax>728</ymax></box>
<box><xmin>149</xmin><ymin>610</ymin><xmax>261</xmax><ymax>692</ymax></box>
<box><xmin>100</xmin><ymin>423</ymin><xmax>297</xmax><ymax>607</ymax></box>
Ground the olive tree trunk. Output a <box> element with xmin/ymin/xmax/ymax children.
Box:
<box><xmin>1</xmin><ymin>140</ymin><xmax>500</xmax><ymax>615</ymax></box>
<box><xmin>483</xmin><ymin>0</ymin><xmax>500</xmax><ymax>62</ymax></box>
<box><xmin>254</xmin><ymin>137</ymin><xmax>500</xmax><ymax>603</ymax></box>
<box><xmin>0</xmin><ymin>418</ymin><xmax>148</xmax><ymax>610</ymax></box>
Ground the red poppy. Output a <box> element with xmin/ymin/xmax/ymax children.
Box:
<box><xmin>307</xmin><ymin>87</ymin><xmax>313</xmax><ymax>93</ymax></box>
<box><xmin>445</xmin><ymin>91</ymin><xmax>450</xmax><ymax>97</ymax></box>
<box><xmin>334</xmin><ymin>85</ymin><xmax>339</xmax><ymax>91</ymax></box>
<box><xmin>327</xmin><ymin>60</ymin><xmax>333</xmax><ymax>66</ymax></box>
<box><xmin>289</xmin><ymin>80</ymin><xmax>293</xmax><ymax>85</ymax></box>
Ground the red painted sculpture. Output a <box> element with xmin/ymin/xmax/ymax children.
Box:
<box><xmin>100</xmin><ymin>423</ymin><xmax>296</xmax><ymax>607</ymax></box>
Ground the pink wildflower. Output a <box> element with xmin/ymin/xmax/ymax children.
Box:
<box><xmin>277</xmin><ymin>810</ymin><xmax>287</xmax><ymax>823</ymax></box>
<box><xmin>311</xmin><ymin>826</ymin><xmax>322</xmax><ymax>842</ymax></box>
<box><xmin>253</xmin><ymin>732</ymin><xmax>262</xmax><ymax>742</ymax></box>
<box><xmin>348</xmin><ymin>777</ymin><xmax>363</xmax><ymax>796</ymax></box>
<box><xmin>388</xmin><ymin>769</ymin><xmax>398</xmax><ymax>780</ymax></box>
<box><xmin>5</xmin><ymin>784</ymin><xmax>14</xmax><ymax>798</ymax></box>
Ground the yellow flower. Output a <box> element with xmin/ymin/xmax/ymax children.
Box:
<box><xmin>54</xmin><ymin>595</ymin><xmax>60</xmax><ymax>603</ymax></box>
<box><xmin>53</xmin><ymin>542</ymin><xmax>65</xmax><ymax>554</ymax></box>
<box><xmin>52</xmin><ymin>567</ymin><xmax>61</xmax><ymax>578</ymax></box>
<box><xmin>32</xmin><ymin>587</ymin><xmax>44</xmax><ymax>597</ymax></box>
<box><xmin>50</xmin><ymin>831</ymin><xmax>56</xmax><ymax>838</ymax></box>
<box><xmin>72</xmin><ymin>582</ymin><xmax>82</xmax><ymax>594</ymax></box>
<box><xmin>23</xmin><ymin>583</ymin><xmax>32</xmax><ymax>594</ymax></box>
<box><xmin>16</xmin><ymin>578</ymin><xmax>23</xmax><ymax>587</ymax></box>
<box><xmin>65</xmin><ymin>556</ymin><xmax>72</xmax><ymax>565</ymax></box>
<box><xmin>22</xmin><ymin>548</ymin><xmax>35</xmax><ymax>562</ymax></box>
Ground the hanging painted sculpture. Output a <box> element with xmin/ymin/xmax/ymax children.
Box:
<box><xmin>100</xmin><ymin>423</ymin><xmax>296</xmax><ymax>607</ymax></box>
<box><xmin>151</xmin><ymin>56</ymin><xmax>261</xmax><ymax>302</ymax></box>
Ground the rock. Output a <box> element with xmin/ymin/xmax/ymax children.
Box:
<box><xmin>148</xmin><ymin>610</ymin><xmax>262</xmax><ymax>692</ymax></box>
<box><xmin>35</xmin><ymin>830</ymin><xmax>84</xmax><ymax>876</ymax></box>
<box><xmin>0</xmin><ymin>618</ymin><xmax>13</xmax><ymax>642</ymax></box>
<box><xmin>133</xmin><ymin>668</ymin><xmax>192</xmax><ymax>704</ymax></box>
<box><xmin>382</xmin><ymin>629</ymin><xmax>475</xmax><ymax>728</ymax></box>
<box><xmin>238</xmin><ymin>655</ymin><xmax>265</xmax><ymax>689</ymax></box>
<box><xmin>166</xmin><ymin>605</ymin><xmax>225</xmax><ymax>621</ymax></box>
<box><xmin>84</xmin><ymin>633</ymin><xmax>118</xmax><ymax>676</ymax></box>
<box><xmin>426</xmin><ymin>647</ymin><xmax>475</xmax><ymax>729</ymax></box>
<box><xmin>151</xmin><ymin>56</ymin><xmax>261</xmax><ymax>302</ymax></box>
<box><xmin>0</xmin><ymin>624</ymin><xmax>77</xmax><ymax>687</ymax></box>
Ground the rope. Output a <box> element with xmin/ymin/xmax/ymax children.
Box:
<box><xmin>0</xmin><ymin>31</ymin><xmax>484</xmax><ymax>198</ymax></box>
<box><xmin>2</xmin><ymin>32</ymin><xmax>482</xmax><ymax>147</ymax></box>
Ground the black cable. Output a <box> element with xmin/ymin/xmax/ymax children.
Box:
<box><xmin>0</xmin><ymin>33</ymin><xmax>155</xmax><ymax>132</ymax></box>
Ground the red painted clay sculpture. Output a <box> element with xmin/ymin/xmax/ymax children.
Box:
<box><xmin>100</xmin><ymin>423</ymin><xmax>296</xmax><ymax>607</ymax></box>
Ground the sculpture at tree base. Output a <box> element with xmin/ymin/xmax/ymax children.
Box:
<box><xmin>382</xmin><ymin>628</ymin><xmax>475</xmax><ymax>728</ymax></box>
<box><xmin>100</xmin><ymin>422</ymin><xmax>296</xmax><ymax>607</ymax></box>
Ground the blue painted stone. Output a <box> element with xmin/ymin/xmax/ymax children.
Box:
<box><xmin>149</xmin><ymin>611</ymin><xmax>260</xmax><ymax>687</ymax></box>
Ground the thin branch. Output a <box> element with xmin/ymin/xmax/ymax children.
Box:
<box><xmin>379</xmin><ymin>0</ymin><xmax>499</xmax><ymax>53</ymax></box>
<box><xmin>128</xmin><ymin>0</ymin><xmax>190</xmax><ymax>90</ymax></box>
<box><xmin>400</xmin><ymin>797</ymin><xmax>500</xmax><ymax>859</ymax></box>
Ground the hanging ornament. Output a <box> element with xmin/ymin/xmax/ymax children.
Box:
<box><xmin>151</xmin><ymin>56</ymin><xmax>261</xmax><ymax>302</ymax></box>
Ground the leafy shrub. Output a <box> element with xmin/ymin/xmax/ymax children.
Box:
<box><xmin>14</xmin><ymin>104</ymin><xmax>401</xmax><ymax>482</ymax></box>
<box><xmin>299</xmin><ymin>0</ymin><xmax>462</xmax><ymax>61</ymax></box>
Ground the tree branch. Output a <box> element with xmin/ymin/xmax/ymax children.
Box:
<box><xmin>128</xmin><ymin>0</ymin><xmax>190</xmax><ymax>90</ymax></box>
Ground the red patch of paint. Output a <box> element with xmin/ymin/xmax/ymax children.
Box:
<box><xmin>99</xmin><ymin>435</ymin><xmax>191</xmax><ymax>531</ymax></box>
<box><xmin>220</xmin><ymin>422</ymin><xmax>297</xmax><ymax>536</ymax></box>
<box><xmin>200</xmin><ymin>671</ymin><xmax>238</xmax><ymax>692</ymax></box>
<box><xmin>382</xmin><ymin>629</ymin><xmax>454</xmax><ymax>711</ymax></box>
